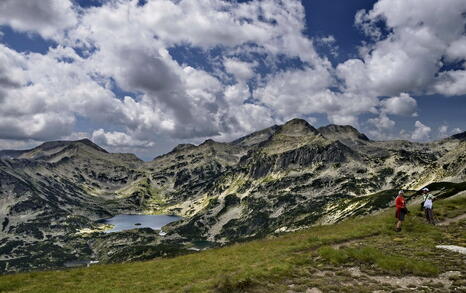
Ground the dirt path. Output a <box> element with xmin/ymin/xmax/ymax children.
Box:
<box><xmin>346</xmin><ymin>267</ymin><xmax>459</xmax><ymax>290</ymax></box>
<box><xmin>437</xmin><ymin>213</ymin><xmax>466</xmax><ymax>226</ymax></box>
<box><xmin>331</xmin><ymin>239</ymin><xmax>363</xmax><ymax>249</ymax></box>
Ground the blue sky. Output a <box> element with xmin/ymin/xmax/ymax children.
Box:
<box><xmin>0</xmin><ymin>0</ymin><xmax>465</xmax><ymax>160</ymax></box>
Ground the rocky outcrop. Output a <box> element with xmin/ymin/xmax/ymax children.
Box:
<box><xmin>318</xmin><ymin>124</ymin><xmax>370</xmax><ymax>145</ymax></box>
<box><xmin>242</xmin><ymin>141</ymin><xmax>354</xmax><ymax>179</ymax></box>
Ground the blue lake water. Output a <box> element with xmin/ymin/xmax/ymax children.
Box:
<box><xmin>101</xmin><ymin>214</ymin><xmax>182</xmax><ymax>233</ymax></box>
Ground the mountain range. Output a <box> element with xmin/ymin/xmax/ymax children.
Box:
<box><xmin>1</xmin><ymin>118</ymin><xmax>465</xmax><ymax>273</ymax></box>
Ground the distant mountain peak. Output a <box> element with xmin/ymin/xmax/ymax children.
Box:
<box><xmin>283</xmin><ymin>118</ymin><xmax>313</xmax><ymax>127</ymax></box>
<box><xmin>318</xmin><ymin>124</ymin><xmax>370</xmax><ymax>142</ymax></box>
<box><xmin>200</xmin><ymin>138</ymin><xmax>217</xmax><ymax>146</ymax></box>
<box><xmin>451</xmin><ymin>131</ymin><xmax>466</xmax><ymax>141</ymax></box>
<box><xmin>278</xmin><ymin>118</ymin><xmax>319</xmax><ymax>136</ymax></box>
<box><xmin>3</xmin><ymin>139</ymin><xmax>109</xmax><ymax>161</ymax></box>
<box><xmin>36</xmin><ymin>139</ymin><xmax>108</xmax><ymax>154</ymax></box>
<box><xmin>75</xmin><ymin>139</ymin><xmax>109</xmax><ymax>153</ymax></box>
<box><xmin>171</xmin><ymin>143</ymin><xmax>196</xmax><ymax>153</ymax></box>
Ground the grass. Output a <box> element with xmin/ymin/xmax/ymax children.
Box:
<box><xmin>0</xmin><ymin>192</ymin><xmax>465</xmax><ymax>292</ymax></box>
<box><xmin>432</xmin><ymin>192</ymin><xmax>466</xmax><ymax>220</ymax></box>
<box><xmin>317</xmin><ymin>246</ymin><xmax>438</xmax><ymax>276</ymax></box>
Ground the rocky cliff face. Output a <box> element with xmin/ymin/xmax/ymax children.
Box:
<box><xmin>149</xmin><ymin>119</ymin><xmax>466</xmax><ymax>243</ymax></box>
<box><xmin>1</xmin><ymin>119</ymin><xmax>465</xmax><ymax>273</ymax></box>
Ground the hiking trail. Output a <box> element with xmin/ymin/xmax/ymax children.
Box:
<box><xmin>437</xmin><ymin>213</ymin><xmax>466</xmax><ymax>226</ymax></box>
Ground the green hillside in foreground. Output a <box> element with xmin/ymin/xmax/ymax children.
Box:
<box><xmin>1</xmin><ymin>193</ymin><xmax>465</xmax><ymax>293</ymax></box>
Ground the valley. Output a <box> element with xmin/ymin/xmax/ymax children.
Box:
<box><xmin>0</xmin><ymin>118</ymin><xmax>465</xmax><ymax>274</ymax></box>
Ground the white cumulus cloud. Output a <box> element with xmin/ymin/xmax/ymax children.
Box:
<box><xmin>341</xmin><ymin>0</ymin><xmax>466</xmax><ymax>97</ymax></box>
<box><xmin>411</xmin><ymin>121</ymin><xmax>432</xmax><ymax>141</ymax></box>
<box><xmin>92</xmin><ymin>129</ymin><xmax>155</xmax><ymax>148</ymax></box>
<box><xmin>223</xmin><ymin>58</ymin><xmax>256</xmax><ymax>82</ymax></box>
<box><xmin>0</xmin><ymin>0</ymin><xmax>465</xmax><ymax>157</ymax></box>
<box><xmin>381</xmin><ymin>93</ymin><xmax>417</xmax><ymax>117</ymax></box>
<box><xmin>0</xmin><ymin>0</ymin><xmax>77</xmax><ymax>39</ymax></box>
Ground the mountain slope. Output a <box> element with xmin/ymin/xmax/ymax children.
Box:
<box><xmin>1</xmin><ymin>190</ymin><xmax>464</xmax><ymax>292</ymax></box>
<box><xmin>0</xmin><ymin>140</ymin><xmax>148</xmax><ymax>272</ymax></box>
<box><xmin>159</xmin><ymin>123</ymin><xmax>465</xmax><ymax>244</ymax></box>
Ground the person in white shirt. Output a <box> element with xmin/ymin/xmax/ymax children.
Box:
<box><xmin>422</xmin><ymin>187</ymin><xmax>435</xmax><ymax>225</ymax></box>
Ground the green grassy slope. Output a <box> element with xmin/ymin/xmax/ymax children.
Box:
<box><xmin>1</xmin><ymin>192</ymin><xmax>465</xmax><ymax>293</ymax></box>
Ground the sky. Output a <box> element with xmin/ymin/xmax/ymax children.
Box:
<box><xmin>0</xmin><ymin>0</ymin><xmax>465</xmax><ymax>160</ymax></box>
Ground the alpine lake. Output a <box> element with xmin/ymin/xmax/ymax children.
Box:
<box><xmin>99</xmin><ymin>214</ymin><xmax>182</xmax><ymax>233</ymax></box>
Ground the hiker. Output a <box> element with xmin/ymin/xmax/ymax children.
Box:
<box><xmin>395</xmin><ymin>190</ymin><xmax>407</xmax><ymax>232</ymax></box>
<box><xmin>422</xmin><ymin>187</ymin><xmax>435</xmax><ymax>225</ymax></box>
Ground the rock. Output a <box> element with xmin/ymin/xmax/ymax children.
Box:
<box><xmin>306</xmin><ymin>288</ymin><xmax>322</xmax><ymax>293</ymax></box>
<box><xmin>440</xmin><ymin>271</ymin><xmax>461</xmax><ymax>278</ymax></box>
<box><xmin>436</xmin><ymin>245</ymin><xmax>466</xmax><ymax>255</ymax></box>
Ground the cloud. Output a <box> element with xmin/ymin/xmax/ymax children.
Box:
<box><xmin>317</xmin><ymin>35</ymin><xmax>339</xmax><ymax>57</ymax></box>
<box><xmin>342</xmin><ymin>0</ymin><xmax>466</xmax><ymax>97</ymax></box>
<box><xmin>369</xmin><ymin>113</ymin><xmax>395</xmax><ymax>130</ymax></box>
<box><xmin>223</xmin><ymin>58</ymin><xmax>256</xmax><ymax>82</ymax></box>
<box><xmin>254</xmin><ymin>67</ymin><xmax>333</xmax><ymax>116</ymax></box>
<box><xmin>381</xmin><ymin>93</ymin><xmax>417</xmax><ymax>116</ymax></box>
<box><xmin>254</xmin><ymin>63</ymin><xmax>381</xmax><ymax>127</ymax></box>
<box><xmin>320</xmin><ymin>35</ymin><xmax>336</xmax><ymax>44</ymax></box>
<box><xmin>445</xmin><ymin>37</ymin><xmax>466</xmax><ymax>61</ymax></box>
<box><xmin>438</xmin><ymin>125</ymin><xmax>463</xmax><ymax>138</ymax></box>
<box><xmin>411</xmin><ymin>121</ymin><xmax>431</xmax><ymax>141</ymax></box>
<box><xmin>0</xmin><ymin>139</ymin><xmax>39</xmax><ymax>151</ymax></box>
<box><xmin>91</xmin><ymin>129</ymin><xmax>154</xmax><ymax>148</ymax></box>
<box><xmin>0</xmin><ymin>0</ymin><xmax>465</xmax><ymax>155</ymax></box>
<box><xmin>0</xmin><ymin>0</ymin><xmax>77</xmax><ymax>39</ymax></box>
<box><xmin>61</xmin><ymin>0</ymin><xmax>328</xmax><ymax>141</ymax></box>
<box><xmin>0</xmin><ymin>44</ymin><xmax>121</xmax><ymax>140</ymax></box>
<box><xmin>433</xmin><ymin>70</ymin><xmax>466</xmax><ymax>96</ymax></box>
<box><xmin>354</xmin><ymin>9</ymin><xmax>383</xmax><ymax>40</ymax></box>
<box><xmin>439</xmin><ymin>125</ymin><xmax>449</xmax><ymax>138</ymax></box>
<box><xmin>62</xmin><ymin>132</ymin><xmax>91</xmax><ymax>141</ymax></box>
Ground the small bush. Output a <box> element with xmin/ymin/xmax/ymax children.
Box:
<box><xmin>214</xmin><ymin>276</ymin><xmax>255</xmax><ymax>293</ymax></box>
<box><xmin>317</xmin><ymin>246</ymin><xmax>349</xmax><ymax>264</ymax></box>
<box><xmin>346</xmin><ymin>247</ymin><xmax>379</xmax><ymax>263</ymax></box>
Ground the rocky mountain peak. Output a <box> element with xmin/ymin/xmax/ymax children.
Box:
<box><xmin>75</xmin><ymin>139</ymin><xmax>109</xmax><ymax>153</ymax></box>
<box><xmin>451</xmin><ymin>131</ymin><xmax>466</xmax><ymax>141</ymax></box>
<box><xmin>200</xmin><ymin>139</ymin><xmax>220</xmax><ymax>147</ymax></box>
<box><xmin>318</xmin><ymin>124</ymin><xmax>370</xmax><ymax>142</ymax></box>
<box><xmin>13</xmin><ymin>139</ymin><xmax>108</xmax><ymax>161</ymax></box>
<box><xmin>33</xmin><ymin>139</ymin><xmax>107</xmax><ymax>153</ymax></box>
<box><xmin>171</xmin><ymin>144</ymin><xmax>197</xmax><ymax>153</ymax></box>
<box><xmin>278</xmin><ymin>118</ymin><xmax>319</xmax><ymax>136</ymax></box>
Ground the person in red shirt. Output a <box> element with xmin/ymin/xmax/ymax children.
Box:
<box><xmin>395</xmin><ymin>190</ymin><xmax>407</xmax><ymax>232</ymax></box>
